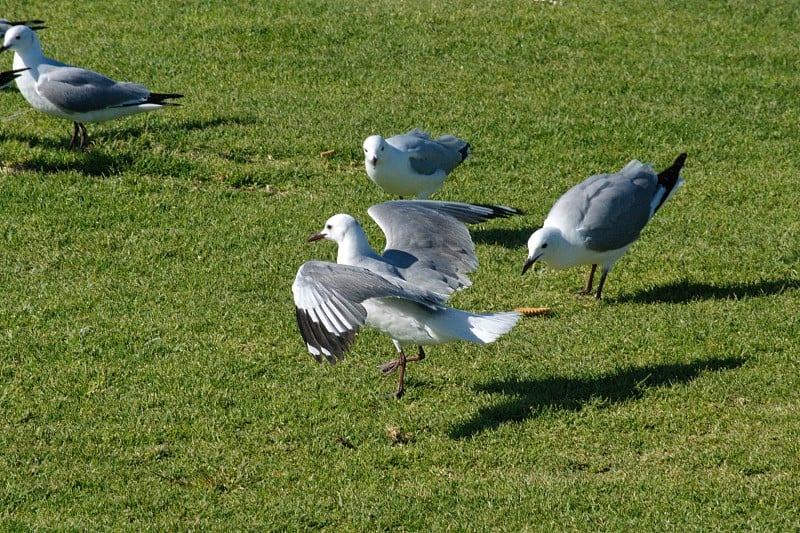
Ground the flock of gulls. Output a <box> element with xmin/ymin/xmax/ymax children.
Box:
<box><xmin>1</xmin><ymin>20</ymin><xmax>687</xmax><ymax>398</ymax></box>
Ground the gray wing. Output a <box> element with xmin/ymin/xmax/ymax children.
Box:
<box><xmin>388</xmin><ymin>128</ymin><xmax>432</xmax><ymax>146</ymax></box>
<box><xmin>390</xmin><ymin>129</ymin><xmax>467</xmax><ymax>175</ymax></box>
<box><xmin>292</xmin><ymin>261</ymin><xmax>443</xmax><ymax>364</ymax></box>
<box><xmin>563</xmin><ymin>167</ymin><xmax>658</xmax><ymax>252</ymax></box>
<box><xmin>406</xmin><ymin>200</ymin><xmax>521</xmax><ymax>223</ymax></box>
<box><xmin>368</xmin><ymin>201</ymin><xmax>483</xmax><ymax>295</ymax></box>
<box><xmin>37</xmin><ymin>65</ymin><xmax>150</xmax><ymax>112</ymax></box>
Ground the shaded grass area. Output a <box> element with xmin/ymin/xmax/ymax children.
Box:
<box><xmin>1</xmin><ymin>0</ymin><xmax>799</xmax><ymax>530</ymax></box>
<box><xmin>451</xmin><ymin>356</ymin><xmax>748</xmax><ymax>438</ymax></box>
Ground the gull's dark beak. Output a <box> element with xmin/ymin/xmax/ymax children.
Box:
<box><xmin>521</xmin><ymin>255</ymin><xmax>540</xmax><ymax>275</ymax></box>
<box><xmin>308</xmin><ymin>232</ymin><xmax>326</xmax><ymax>242</ymax></box>
<box><xmin>521</xmin><ymin>258</ymin><xmax>534</xmax><ymax>275</ymax></box>
<box><xmin>0</xmin><ymin>46</ymin><xmax>8</xmax><ymax>53</ymax></box>
<box><xmin>368</xmin><ymin>156</ymin><xmax>377</xmax><ymax>166</ymax></box>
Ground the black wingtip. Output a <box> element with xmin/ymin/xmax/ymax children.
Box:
<box><xmin>294</xmin><ymin>306</ymin><xmax>354</xmax><ymax>365</ymax></box>
<box><xmin>651</xmin><ymin>152</ymin><xmax>687</xmax><ymax>214</ymax></box>
<box><xmin>472</xmin><ymin>203</ymin><xmax>525</xmax><ymax>218</ymax></box>
<box><xmin>657</xmin><ymin>152</ymin><xmax>687</xmax><ymax>187</ymax></box>
<box><xmin>3</xmin><ymin>20</ymin><xmax>45</xmax><ymax>31</ymax></box>
<box><xmin>0</xmin><ymin>67</ymin><xmax>28</xmax><ymax>86</ymax></box>
<box><xmin>146</xmin><ymin>92</ymin><xmax>184</xmax><ymax>106</ymax></box>
<box><xmin>460</xmin><ymin>142</ymin><xmax>471</xmax><ymax>162</ymax></box>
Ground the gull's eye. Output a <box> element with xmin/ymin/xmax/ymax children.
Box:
<box><xmin>364</xmin><ymin>147</ymin><xmax>367</xmax><ymax>152</ymax></box>
<box><xmin>541</xmin><ymin>243</ymin><xmax>548</xmax><ymax>249</ymax></box>
<box><xmin>326</xmin><ymin>224</ymin><xmax>332</xmax><ymax>230</ymax></box>
<box><xmin>380</xmin><ymin>146</ymin><xmax>384</xmax><ymax>151</ymax></box>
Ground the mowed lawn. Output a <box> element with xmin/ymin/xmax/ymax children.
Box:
<box><xmin>1</xmin><ymin>0</ymin><xmax>798</xmax><ymax>530</ymax></box>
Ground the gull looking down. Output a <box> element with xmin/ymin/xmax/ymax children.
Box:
<box><xmin>0</xmin><ymin>25</ymin><xmax>183</xmax><ymax>148</ymax></box>
<box><xmin>522</xmin><ymin>153</ymin><xmax>687</xmax><ymax>299</ymax></box>
<box><xmin>292</xmin><ymin>200</ymin><xmax>521</xmax><ymax>398</ymax></box>
<box><xmin>363</xmin><ymin>129</ymin><xmax>471</xmax><ymax>199</ymax></box>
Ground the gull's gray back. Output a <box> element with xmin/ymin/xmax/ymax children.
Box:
<box><xmin>390</xmin><ymin>129</ymin><xmax>467</xmax><ymax>176</ymax></box>
<box><xmin>38</xmin><ymin>65</ymin><xmax>150</xmax><ymax>112</ymax></box>
<box><xmin>550</xmin><ymin>162</ymin><xmax>658</xmax><ymax>252</ymax></box>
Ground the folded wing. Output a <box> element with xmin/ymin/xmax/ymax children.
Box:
<box><xmin>38</xmin><ymin>66</ymin><xmax>151</xmax><ymax>112</ymax></box>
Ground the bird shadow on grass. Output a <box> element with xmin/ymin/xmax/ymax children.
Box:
<box><xmin>4</xmin><ymin>115</ymin><xmax>260</xmax><ymax>176</ymax></box>
<box><xmin>471</xmin><ymin>227</ymin><xmax>532</xmax><ymax>248</ymax></box>
<box><xmin>614</xmin><ymin>278</ymin><xmax>800</xmax><ymax>304</ymax></box>
<box><xmin>449</xmin><ymin>356</ymin><xmax>746</xmax><ymax>439</ymax></box>
<box><xmin>14</xmin><ymin>150</ymin><xmax>136</xmax><ymax>177</ymax></box>
<box><xmin>5</xmin><ymin>114</ymin><xmax>258</xmax><ymax>149</ymax></box>
<box><xmin>2</xmin><ymin>130</ymin><xmax>73</xmax><ymax>151</ymax></box>
<box><xmin>110</xmin><ymin>114</ymin><xmax>261</xmax><ymax>138</ymax></box>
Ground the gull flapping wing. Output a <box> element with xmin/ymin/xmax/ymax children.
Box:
<box><xmin>292</xmin><ymin>261</ymin><xmax>444</xmax><ymax>364</ymax></box>
<box><xmin>368</xmin><ymin>200</ymin><xmax>520</xmax><ymax>296</ymax></box>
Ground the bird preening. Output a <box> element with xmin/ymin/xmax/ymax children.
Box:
<box><xmin>522</xmin><ymin>153</ymin><xmax>687</xmax><ymax>299</ymax></box>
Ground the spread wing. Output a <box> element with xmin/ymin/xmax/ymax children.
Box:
<box><xmin>292</xmin><ymin>261</ymin><xmax>442</xmax><ymax>364</ymax></box>
<box><xmin>368</xmin><ymin>201</ymin><xmax>478</xmax><ymax>296</ymax></box>
<box><xmin>368</xmin><ymin>200</ymin><xmax>520</xmax><ymax>296</ymax></box>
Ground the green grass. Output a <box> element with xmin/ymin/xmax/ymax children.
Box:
<box><xmin>1</xmin><ymin>0</ymin><xmax>799</xmax><ymax>529</ymax></box>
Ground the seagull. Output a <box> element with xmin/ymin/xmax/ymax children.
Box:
<box><xmin>292</xmin><ymin>200</ymin><xmax>522</xmax><ymax>398</ymax></box>
<box><xmin>0</xmin><ymin>67</ymin><xmax>27</xmax><ymax>89</ymax></box>
<box><xmin>0</xmin><ymin>19</ymin><xmax>42</xmax><ymax>89</ymax></box>
<box><xmin>363</xmin><ymin>129</ymin><xmax>471</xmax><ymax>199</ymax></box>
<box><xmin>0</xmin><ymin>25</ymin><xmax>183</xmax><ymax>148</ymax></box>
<box><xmin>310</xmin><ymin>200</ymin><xmax>520</xmax><ymax>297</ymax></box>
<box><xmin>522</xmin><ymin>153</ymin><xmax>687</xmax><ymax>299</ymax></box>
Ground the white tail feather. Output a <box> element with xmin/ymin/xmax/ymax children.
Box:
<box><xmin>427</xmin><ymin>309</ymin><xmax>521</xmax><ymax>344</ymax></box>
<box><xmin>466</xmin><ymin>312</ymin><xmax>522</xmax><ymax>343</ymax></box>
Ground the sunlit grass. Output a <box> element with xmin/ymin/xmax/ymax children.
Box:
<box><xmin>0</xmin><ymin>0</ymin><xmax>798</xmax><ymax>529</ymax></box>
